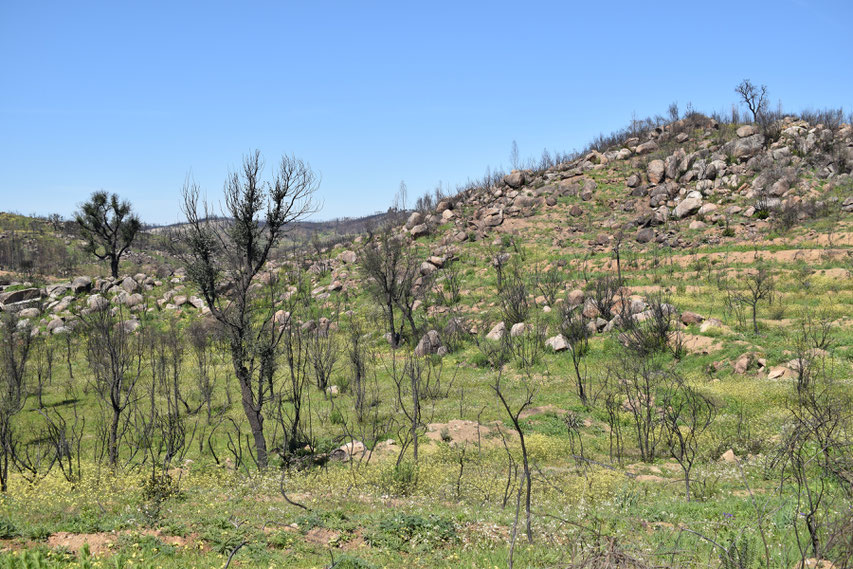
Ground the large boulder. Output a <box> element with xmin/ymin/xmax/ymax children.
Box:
<box><xmin>724</xmin><ymin>133</ymin><xmax>765</xmax><ymax>160</ymax></box>
<box><xmin>736</xmin><ymin>125</ymin><xmax>757</xmax><ymax>138</ymax></box>
<box><xmin>635</xmin><ymin>140</ymin><xmax>658</xmax><ymax>155</ymax></box>
<box><xmin>0</xmin><ymin>288</ymin><xmax>41</xmax><ymax>306</ymax></box>
<box><xmin>674</xmin><ymin>197</ymin><xmax>703</xmax><ymax>219</ymax></box>
<box><xmin>405</xmin><ymin>212</ymin><xmax>424</xmax><ymax>230</ymax></box>
<box><xmin>635</xmin><ymin>228</ymin><xmax>655</xmax><ymax>243</ymax></box>
<box><xmin>504</xmin><ymin>171</ymin><xmax>526</xmax><ymax>189</ymax></box>
<box><xmin>420</xmin><ymin>261</ymin><xmax>438</xmax><ymax>276</ymax></box>
<box><xmin>510</xmin><ymin>322</ymin><xmax>526</xmax><ymax>337</ymax></box>
<box><xmin>47</xmin><ymin>318</ymin><xmax>65</xmax><ymax>333</ymax></box>
<box><xmin>545</xmin><ymin>334</ymin><xmax>569</xmax><ymax>352</ymax></box>
<box><xmin>680</xmin><ymin>311</ymin><xmax>704</xmax><ymax>325</ymax></box>
<box><xmin>414</xmin><ymin>330</ymin><xmax>443</xmax><ymax>357</ymax></box>
<box><xmin>87</xmin><ymin>294</ymin><xmax>109</xmax><ymax>311</ymax></box>
<box><xmin>121</xmin><ymin>277</ymin><xmax>139</xmax><ymax>293</ymax></box>
<box><xmin>567</xmin><ymin>289</ymin><xmax>585</xmax><ymax>306</ymax></box>
<box><xmin>486</xmin><ymin>322</ymin><xmax>506</xmax><ymax>341</ymax></box>
<box><xmin>482</xmin><ymin>208</ymin><xmax>504</xmax><ymax>227</ymax></box>
<box><xmin>444</xmin><ymin>317</ymin><xmax>470</xmax><ymax>337</ymax></box>
<box><xmin>330</xmin><ymin>441</ymin><xmax>368</xmax><ymax>462</ymax></box>
<box><xmin>119</xmin><ymin>319</ymin><xmax>141</xmax><ymax>334</ymax></box>
<box><xmin>71</xmin><ymin>276</ymin><xmax>93</xmax><ymax>294</ymax></box>
<box><xmin>123</xmin><ymin>293</ymin><xmax>144</xmax><ymax>308</ymax></box>
<box><xmin>46</xmin><ymin>284</ymin><xmax>69</xmax><ymax>298</ymax></box>
<box><xmin>410</xmin><ymin>224</ymin><xmax>430</xmax><ymax>238</ymax></box>
<box><xmin>734</xmin><ymin>352</ymin><xmax>765</xmax><ymax>374</ymax></box>
<box><xmin>626</xmin><ymin>173</ymin><xmax>641</xmax><ymax>188</ymax></box>
<box><xmin>18</xmin><ymin>307</ymin><xmax>40</xmax><ymax>319</ymax></box>
<box><xmin>647</xmin><ymin>159</ymin><xmax>666</xmax><ymax>184</ymax></box>
<box><xmin>338</xmin><ymin>250</ymin><xmax>357</xmax><ymax>264</ymax></box>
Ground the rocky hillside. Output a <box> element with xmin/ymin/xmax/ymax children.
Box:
<box><xmin>400</xmin><ymin>114</ymin><xmax>853</xmax><ymax>251</ymax></box>
<box><xmin>1</xmin><ymin>114</ymin><xmax>852</xmax><ymax>341</ymax></box>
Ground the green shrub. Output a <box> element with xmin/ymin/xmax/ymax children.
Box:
<box><xmin>368</xmin><ymin>513</ymin><xmax>457</xmax><ymax>551</ymax></box>
<box><xmin>0</xmin><ymin>518</ymin><xmax>18</xmax><ymax>539</ymax></box>
<box><xmin>379</xmin><ymin>462</ymin><xmax>419</xmax><ymax>497</ymax></box>
<box><xmin>331</xmin><ymin>554</ymin><xmax>377</xmax><ymax>569</ymax></box>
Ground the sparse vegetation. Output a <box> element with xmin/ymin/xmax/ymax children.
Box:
<box><xmin>0</xmin><ymin>96</ymin><xmax>851</xmax><ymax>569</ymax></box>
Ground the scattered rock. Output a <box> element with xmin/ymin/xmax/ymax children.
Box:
<box><xmin>674</xmin><ymin>197</ymin><xmax>702</xmax><ymax>219</ymax></box>
<box><xmin>504</xmin><ymin>171</ymin><xmax>526</xmax><ymax>189</ymax></box>
<box><xmin>736</xmin><ymin>125</ymin><xmax>757</xmax><ymax>138</ymax></box>
<box><xmin>545</xmin><ymin>334</ymin><xmax>569</xmax><ymax>352</ymax></box>
<box><xmin>680</xmin><ymin>311</ymin><xmax>704</xmax><ymax>325</ymax></box>
<box><xmin>486</xmin><ymin>322</ymin><xmax>505</xmax><ymax>341</ymax></box>
<box><xmin>414</xmin><ymin>329</ymin><xmax>443</xmax><ymax>357</ymax></box>
<box><xmin>405</xmin><ymin>212</ymin><xmax>424</xmax><ymax>230</ymax></box>
<box><xmin>338</xmin><ymin>250</ymin><xmax>357</xmax><ymax>264</ymax></box>
<box><xmin>71</xmin><ymin>276</ymin><xmax>93</xmax><ymax>294</ymax></box>
<box><xmin>87</xmin><ymin>294</ymin><xmax>109</xmax><ymax>311</ymax></box>
<box><xmin>720</xmin><ymin>449</ymin><xmax>738</xmax><ymax>463</ymax></box>
<box><xmin>647</xmin><ymin>160</ymin><xmax>665</xmax><ymax>184</ymax></box>
<box><xmin>121</xmin><ymin>277</ymin><xmax>139</xmax><ymax>293</ymax></box>
<box><xmin>0</xmin><ymin>288</ymin><xmax>41</xmax><ymax>305</ymax></box>
<box><xmin>636</xmin><ymin>228</ymin><xmax>655</xmax><ymax>243</ymax></box>
<box><xmin>410</xmin><ymin>223</ymin><xmax>430</xmax><ymax>238</ymax></box>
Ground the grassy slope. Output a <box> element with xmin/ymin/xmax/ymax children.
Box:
<box><xmin>0</xmin><ymin>123</ymin><xmax>852</xmax><ymax>568</ymax></box>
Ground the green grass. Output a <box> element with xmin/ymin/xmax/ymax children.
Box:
<box><xmin>1</xmin><ymin>146</ymin><xmax>852</xmax><ymax>567</ymax></box>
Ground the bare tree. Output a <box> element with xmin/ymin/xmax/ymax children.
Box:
<box><xmin>559</xmin><ymin>303</ymin><xmax>591</xmax><ymax>405</ymax></box>
<box><xmin>589</xmin><ymin>275</ymin><xmax>619</xmax><ymax>322</ymax></box>
<box><xmin>178</xmin><ymin>150</ymin><xmax>318</xmax><ymax>468</ymax></box>
<box><xmin>499</xmin><ymin>270</ymin><xmax>530</xmax><ymax>328</ymax></box>
<box><xmin>74</xmin><ymin>191</ymin><xmax>141</xmax><ymax>278</ymax></box>
<box><xmin>613</xmin><ymin>354</ymin><xmax>669</xmax><ymax>463</ymax></box>
<box><xmin>735</xmin><ymin>79</ymin><xmax>769</xmax><ymax>123</ymax></box>
<box><xmin>493</xmin><ymin>369</ymin><xmax>535</xmax><ymax>544</ymax></box>
<box><xmin>661</xmin><ymin>377</ymin><xmax>716</xmax><ymax>501</ymax></box>
<box><xmin>275</xmin><ymin>322</ymin><xmax>313</xmax><ymax>457</ymax></box>
<box><xmin>83</xmin><ymin>306</ymin><xmax>144</xmax><ymax>468</ymax></box>
<box><xmin>39</xmin><ymin>405</ymin><xmax>85</xmax><ymax>484</ymax></box>
<box><xmin>509</xmin><ymin>140</ymin><xmax>520</xmax><ymax>171</ymax></box>
<box><xmin>187</xmin><ymin>318</ymin><xmax>221</xmax><ymax>422</ymax></box>
<box><xmin>389</xmin><ymin>353</ymin><xmax>434</xmax><ymax>465</ymax></box>
<box><xmin>0</xmin><ymin>312</ymin><xmax>33</xmax><ymax>491</ymax></box>
<box><xmin>734</xmin><ymin>266</ymin><xmax>774</xmax><ymax>334</ymax></box>
<box><xmin>308</xmin><ymin>326</ymin><xmax>338</xmax><ymax>392</ymax></box>
<box><xmin>534</xmin><ymin>264</ymin><xmax>565</xmax><ymax>308</ymax></box>
<box><xmin>359</xmin><ymin>225</ymin><xmax>420</xmax><ymax>347</ymax></box>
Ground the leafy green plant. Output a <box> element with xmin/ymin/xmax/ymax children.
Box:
<box><xmin>368</xmin><ymin>513</ymin><xmax>457</xmax><ymax>551</ymax></box>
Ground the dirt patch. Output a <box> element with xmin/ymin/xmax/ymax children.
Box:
<box><xmin>46</xmin><ymin>529</ymin><xmax>196</xmax><ymax>557</ymax></box>
<box><xmin>676</xmin><ymin>333</ymin><xmax>723</xmax><ymax>355</ymax></box>
<box><xmin>48</xmin><ymin>532</ymin><xmax>116</xmax><ymax>556</ymax></box>
<box><xmin>519</xmin><ymin>404</ymin><xmax>567</xmax><ymax>420</ymax></box>
<box><xmin>816</xmin><ymin>267</ymin><xmax>850</xmax><ymax>279</ymax></box>
<box><xmin>340</xmin><ymin>530</ymin><xmax>366</xmax><ymax>552</ymax></box>
<box><xmin>635</xmin><ymin>474</ymin><xmax>666</xmax><ymax>483</ymax></box>
<box><xmin>426</xmin><ymin>419</ymin><xmax>499</xmax><ymax>445</ymax></box>
<box><xmin>459</xmin><ymin>521</ymin><xmax>511</xmax><ymax>543</ymax></box>
<box><xmin>305</xmin><ymin>527</ymin><xmax>340</xmax><ymax>546</ymax></box>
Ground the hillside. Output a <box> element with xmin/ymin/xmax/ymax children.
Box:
<box><xmin>0</xmin><ymin>112</ymin><xmax>852</xmax><ymax>569</ymax></box>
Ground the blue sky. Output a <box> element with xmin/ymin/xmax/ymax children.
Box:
<box><xmin>1</xmin><ymin>1</ymin><xmax>851</xmax><ymax>225</ymax></box>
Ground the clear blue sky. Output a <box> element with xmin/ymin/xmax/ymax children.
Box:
<box><xmin>1</xmin><ymin>1</ymin><xmax>851</xmax><ymax>225</ymax></box>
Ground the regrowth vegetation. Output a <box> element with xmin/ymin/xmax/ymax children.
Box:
<box><xmin>0</xmin><ymin>88</ymin><xmax>852</xmax><ymax>568</ymax></box>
